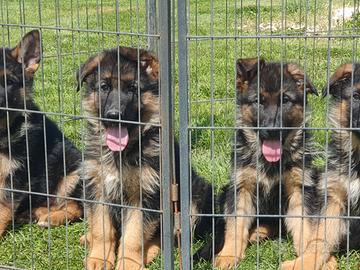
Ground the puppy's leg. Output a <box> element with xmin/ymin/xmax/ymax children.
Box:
<box><xmin>283</xmin><ymin>168</ymin><xmax>315</xmax><ymax>256</ymax></box>
<box><xmin>35</xmin><ymin>201</ymin><xmax>82</xmax><ymax>227</ymax></box>
<box><xmin>116</xmin><ymin>209</ymin><xmax>158</xmax><ymax>270</ymax></box>
<box><xmin>282</xmin><ymin>200</ymin><xmax>344</xmax><ymax>270</ymax></box>
<box><xmin>282</xmin><ymin>175</ymin><xmax>345</xmax><ymax>270</ymax></box>
<box><xmin>249</xmin><ymin>224</ymin><xmax>274</xmax><ymax>243</ymax></box>
<box><xmin>285</xmin><ymin>186</ymin><xmax>313</xmax><ymax>256</ymax></box>
<box><xmin>84</xmin><ymin>203</ymin><xmax>116</xmax><ymax>270</ymax></box>
<box><xmin>144</xmin><ymin>238</ymin><xmax>161</xmax><ymax>265</ymax></box>
<box><xmin>36</xmin><ymin>172</ymin><xmax>82</xmax><ymax>227</ymax></box>
<box><xmin>214</xmin><ymin>183</ymin><xmax>255</xmax><ymax>269</ymax></box>
<box><xmin>0</xmin><ymin>202</ymin><xmax>12</xmax><ymax>237</ymax></box>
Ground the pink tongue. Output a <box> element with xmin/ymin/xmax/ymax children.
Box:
<box><xmin>262</xmin><ymin>140</ymin><xmax>282</xmax><ymax>163</ymax></box>
<box><xmin>105</xmin><ymin>127</ymin><xmax>129</xmax><ymax>152</ymax></box>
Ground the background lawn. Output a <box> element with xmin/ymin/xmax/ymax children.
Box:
<box><xmin>1</xmin><ymin>0</ymin><xmax>360</xmax><ymax>269</ymax></box>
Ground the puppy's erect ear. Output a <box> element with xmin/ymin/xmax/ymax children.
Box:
<box><xmin>286</xmin><ymin>63</ymin><xmax>318</xmax><ymax>96</ymax></box>
<box><xmin>236</xmin><ymin>58</ymin><xmax>265</xmax><ymax>91</ymax></box>
<box><xmin>10</xmin><ymin>30</ymin><xmax>41</xmax><ymax>75</ymax></box>
<box><xmin>119</xmin><ymin>47</ymin><xmax>159</xmax><ymax>81</ymax></box>
<box><xmin>76</xmin><ymin>55</ymin><xmax>102</xmax><ymax>91</ymax></box>
<box><xmin>322</xmin><ymin>63</ymin><xmax>353</xmax><ymax>97</ymax></box>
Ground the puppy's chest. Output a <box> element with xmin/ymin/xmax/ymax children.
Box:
<box><xmin>348</xmin><ymin>176</ymin><xmax>360</xmax><ymax>208</ymax></box>
<box><xmin>241</xmin><ymin>166</ymin><xmax>307</xmax><ymax>194</ymax></box>
<box><xmin>257</xmin><ymin>173</ymin><xmax>281</xmax><ymax>194</ymax></box>
<box><xmin>103</xmin><ymin>163</ymin><xmax>159</xmax><ymax>205</ymax></box>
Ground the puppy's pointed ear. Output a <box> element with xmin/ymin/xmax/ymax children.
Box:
<box><xmin>76</xmin><ymin>55</ymin><xmax>102</xmax><ymax>91</ymax></box>
<box><xmin>286</xmin><ymin>63</ymin><xmax>318</xmax><ymax>96</ymax></box>
<box><xmin>322</xmin><ymin>63</ymin><xmax>353</xmax><ymax>97</ymax></box>
<box><xmin>119</xmin><ymin>47</ymin><xmax>159</xmax><ymax>81</ymax></box>
<box><xmin>10</xmin><ymin>30</ymin><xmax>41</xmax><ymax>75</ymax></box>
<box><xmin>236</xmin><ymin>58</ymin><xmax>265</xmax><ymax>91</ymax></box>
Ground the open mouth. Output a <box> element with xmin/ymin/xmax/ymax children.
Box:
<box><xmin>105</xmin><ymin>126</ymin><xmax>129</xmax><ymax>152</ymax></box>
<box><xmin>261</xmin><ymin>140</ymin><xmax>282</xmax><ymax>163</ymax></box>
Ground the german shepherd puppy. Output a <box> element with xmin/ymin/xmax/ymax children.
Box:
<box><xmin>78</xmin><ymin>47</ymin><xmax>212</xmax><ymax>270</ymax></box>
<box><xmin>0</xmin><ymin>30</ymin><xmax>82</xmax><ymax>236</ymax></box>
<box><xmin>282</xmin><ymin>63</ymin><xmax>360</xmax><ymax>270</ymax></box>
<box><xmin>213</xmin><ymin>58</ymin><xmax>318</xmax><ymax>269</ymax></box>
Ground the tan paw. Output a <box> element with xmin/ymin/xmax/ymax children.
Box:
<box><xmin>281</xmin><ymin>259</ymin><xmax>299</xmax><ymax>270</ymax></box>
<box><xmin>36</xmin><ymin>210</ymin><xmax>66</xmax><ymax>227</ymax></box>
<box><xmin>281</xmin><ymin>256</ymin><xmax>322</xmax><ymax>270</ymax></box>
<box><xmin>322</xmin><ymin>256</ymin><xmax>337</xmax><ymax>270</ymax></box>
<box><xmin>214</xmin><ymin>256</ymin><xmax>240</xmax><ymax>269</ymax></box>
<box><xmin>85</xmin><ymin>257</ymin><xmax>114</xmax><ymax>270</ymax></box>
<box><xmin>80</xmin><ymin>233</ymin><xmax>92</xmax><ymax>246</ymax></box>
<box><xmin>116</xmin><ymin>257</ymin><xmax>147</xmax><ymax>270</ymax></box>
<box><xmin>144</xmin><ymin>241</ymin><xmax>161</xmax><ymax>265</ymax></box>
<box><xmin>249</xmin><ymin>224</ymin><xmax>272</xmax><ymax>243</ymax></box>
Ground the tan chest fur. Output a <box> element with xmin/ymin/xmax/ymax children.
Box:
<box><xmin>0</xmin><ymin>153</ymin><xmax>21</xmax><ymax>202</ymax></box>
<box><xmin>234</xmin><ymin>165</ymin><xmax>312</xmax><ymax>195</ymax></box>
<box><xmin>86</xmin><ymin>159</ymin><xmax>159</xmax><ymax>206</ymax></box>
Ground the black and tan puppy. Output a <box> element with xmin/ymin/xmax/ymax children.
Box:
<box><xmin>282</xmin><ymin>63</ymin><xmax>360</xmax><ymax>270</ymax></box>
<box><xmin>0</xmin><ymin>30</ymin><xmax>82</xmax><ymax>236</ymax></box>
<box><xmin>212</xmin><ymin>58</ymin><xmax>318</xmax><ymax>269</ymax></box>
<box><xmin>78</xmin><ymin>47</ymin><xmax>212</xmax><ymax>270</ymax></box>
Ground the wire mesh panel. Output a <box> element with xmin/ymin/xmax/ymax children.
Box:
<box><xmin>0</xmin><ymin>0</ymin><xmax>175</xmax><ymax>270</ymax></box>
<box><xmin>179</xmin><ymin>0</ymin><xmax>360</xmax><ymax>269</ymax></box>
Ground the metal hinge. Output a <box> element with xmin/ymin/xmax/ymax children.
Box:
<box><xmin>171</xmin><ymin>183</ymin><xmax>179</xmax><ymax>202</ymax></box>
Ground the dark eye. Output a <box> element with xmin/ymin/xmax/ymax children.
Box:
<box><xmin>4</xmin><ymin>77</ymin><xmax>16</xmax><ymax>87</ymax></box>
<box><xmin>353</xmin><ymin>92</ymin><xmax>360</xmax><ymax>101</ymax></box>
<box><xmin>100</xmin><ymin>82</ymin><xmax>110</xmax><ymax>91</ymax></box>
<box><xmin>7</xmin><ymin>78</ymin><xmax>15</xmax><ymax>86</ymax></box>
<box><xmin>283</xmin><ymin>95</ymin><xmax>291</xmax><ymax>103</ymax></box>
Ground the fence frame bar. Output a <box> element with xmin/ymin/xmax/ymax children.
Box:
<box><xmin>159</xmin><ymin>0</ymin><xmax>174</xmax><ymax>269</ymax></box>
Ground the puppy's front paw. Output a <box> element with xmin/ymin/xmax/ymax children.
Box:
<box><xmin>281</xmin><ymin>259</ymin><xmax>298</xmax><ymax>270</ymax></box>
<box><xmin>36</xmin><ymin>209</ymin><xmax>66</xmax><ymax>227</ymax></box>
<box><xmin>80</xmin><ymin>233</ymin><xmax>92</xmax><ymax>246</ymax></box>
<box><xmin>85</xmin><ymin>257</ymin><xmax>113</xmax><ymax>270</ymax></box>
<box><xmin>249</xmin><ymin>224</ymin><xmax>273</xmax><ymax>243</ymax></box>
<box><xmin>323</xmin><ymin>256</ymin><xmax>337</xmax><ymax>270</ymax></box>
<box><xmin>116</xmin><ymin>257</ymin><xmax>147</xmax><ymax>270</ymax></box>
<box><xmin>214</xmin><ymin>256</ymin><xmax>240</xmax><ymax>269</ymax></box>
<box><xmin>281</xmin><ymin>255</ymin><xmax>329</xmax><ymax>270</ymax></box>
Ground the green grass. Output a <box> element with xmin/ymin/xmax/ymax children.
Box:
<box><xmin>1</xmin><ymin>0</ymin><xmax>360</xmax><ymax>269</ymax></box>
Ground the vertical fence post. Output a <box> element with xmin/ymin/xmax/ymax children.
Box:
<box><xmin>178</xmin><ymin>0</ymin><xmax>191</xmax><ymax>269</ymax></box>
<box><xmin>159</xmin><ymin>0</ymin><xmax>174</xmax><ymax>269</ymax></box>
<box><xmin>146</xmin><ymin>0</ymin><xmax>157</xmax><ymax>52</ymax></box>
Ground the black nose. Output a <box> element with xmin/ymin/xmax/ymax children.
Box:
<box><xmin>259</xmin><ymin>129</ymin><xmax>281</xmax><ymax>140</ymax></box>
<box><xmin>106</xmin><ymin>110</ymin><xmax>120</xmax><ymax>120</ymax></box>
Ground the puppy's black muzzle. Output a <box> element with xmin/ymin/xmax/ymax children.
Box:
<box><xmin>259</xmin><ymin>128</ymin><xmax>290</xmax><ymax>142</ymax></box>
<box><xmin>102</xmin><ymin>108</ymin><xmax>122</xmax><ymax>129</ymax></box>
<box><xmin>106</xmin><ymin>110</ymin><xmax>120</xmax><ymax>120</ymax></box>
<box><xmin>102</xmin><ymin>106</ymin><xmax>138</xmax><ymax>132</ymax></box>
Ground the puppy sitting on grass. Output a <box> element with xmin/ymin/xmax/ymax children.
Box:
<box><xmin>282</xmin><ymin>63</ymin><xmax>360</xmax><ymax>270</ymax></box>
<box><xmin>0</xmin><ymin>30</ymin><xmax>82</xmax><ymax>237</ymax></box>
<box><xmin>78</xmin><ymin>47</ymin><xmax>212</xmax><ymax>270</ymax></box>
<box><xmin>211</xmin><ymin>58</ymin><xmax>318</xmax><ymax>269</ymax></box>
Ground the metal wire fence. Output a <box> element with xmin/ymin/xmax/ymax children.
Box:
<box><xmin>0</xmin><ymin>0</ymin><xmax>360</xmax><ymax>270</ymax></box>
